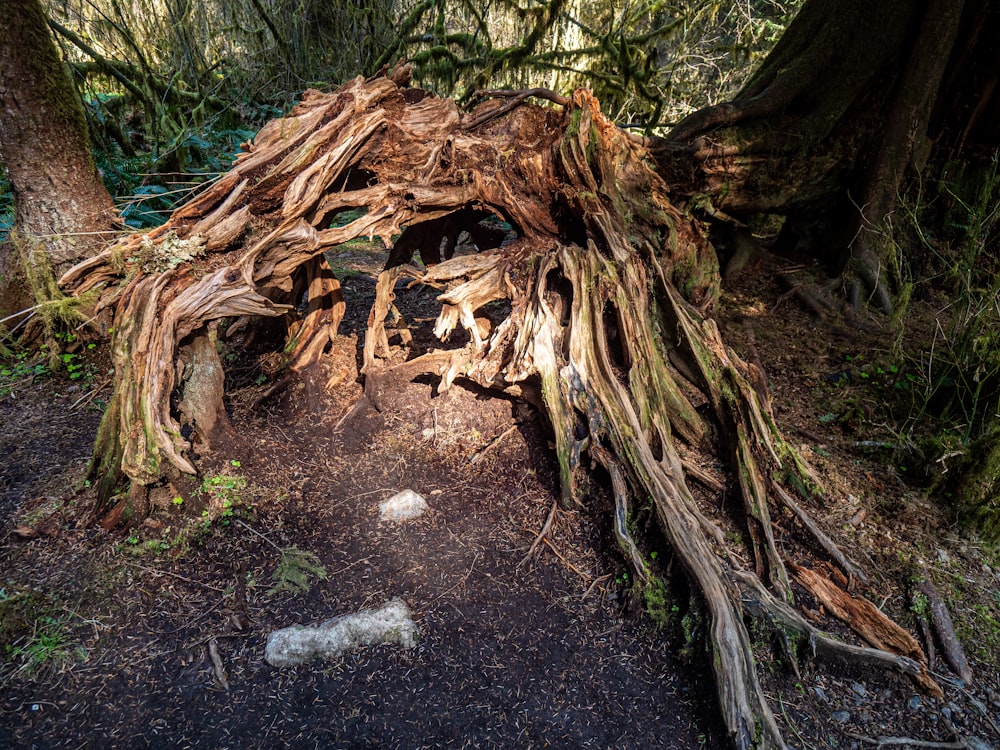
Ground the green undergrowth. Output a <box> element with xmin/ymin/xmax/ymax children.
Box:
<box><xmin>268</xmin><ymin>547</ymin><xmax>328</xmax><ymax>596</ymax></box>
<box><xmin>923</xmin><ymin>546</ymin><xmax>1000</xmax><ymax>668</ymax></box>
<box><xmin>117</xmin><ymin>461</ymin><xmax>254</xmax><ymax>557</ymax></box>
<box><xmin>1</xmin><ymin>338</ymin><xmax>104</xmax><ymax>398</ymax></box>
<box><xmin>114</xmin><ymin>463</ymin><xmax>327</xmax><ymax>599</ymax></box>
<box><xmin>809</xmin><ymin>151</ymin><xmax>1000</xmax><ymax>543</ymax></box>
<box><xmin>0</xmin><ymin>587</ymin><xmax>87</xmax><ymax>676</ymax></box>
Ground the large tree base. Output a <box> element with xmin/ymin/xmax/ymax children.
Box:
<box><xmin>63</xmin><ymin>67</ymin><xmax>938</xmax><ymax>749</ymax></box>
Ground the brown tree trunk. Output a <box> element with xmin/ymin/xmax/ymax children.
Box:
<box><xmin>62</xmin><ymin>68</ymin><xmax>939</xmax><ymax>750</ymax></box>
<box><xmin>651</xmin><ymin>0</ymin><xmax>997</xmax><ymax>307</ymax></box>
<box><xmin>0</xmin><ymin>0</ymin><xmax>117</xmax><ymax>318</ymax></box>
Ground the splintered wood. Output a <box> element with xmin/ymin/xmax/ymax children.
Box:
<box><xmin>792</xmin><ymin>563</ymin><xmax>942</xmax><ymax>697</ymax></box>
<box><xmin>63</xmin><ymin>66</ymin><xmax>941</xmax><ymax>750</ymax></box>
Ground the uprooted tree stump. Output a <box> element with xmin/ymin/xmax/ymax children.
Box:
<box><xmin>61</xmin><ymin>66</ymin><xmax>940</xmax><ymax>749</ymax></box>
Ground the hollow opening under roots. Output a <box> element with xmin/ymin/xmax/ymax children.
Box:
<box><xmin>62</xmin><ymin>68</ymin><xmax>941</xmax><ymax>750</ymax></box>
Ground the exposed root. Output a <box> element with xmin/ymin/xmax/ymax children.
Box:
<box><xmin>775</xmin><ymin>272</ymin><xmax>882</xmax><ymax>334</ymax></box>
<box><xmin>792</xmin><ymin>563</ymin><xmax>941</xmax><ymax>696</ymax></box>
<box><xmin>62</xmin><ymin>71</ymin><xmax>936</xmax><ymax>750</ymax></box>
<box><xmin>914</xmin><ymin>575</ymin><xmax>973</xmax><ymax>685</ymax></box>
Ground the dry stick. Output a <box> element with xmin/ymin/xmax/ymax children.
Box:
<box><xmin>581</xmin><ymin>574</ymin><xmax>612</xmax><ymax>601</ymax></box>
<box><xmin>235</xmin><ymin>518</ymin><xmax>281</xmax><ymax>552</ymax></box>
<box><xmin>741</xmin><ymin>318</ymin><xmax>769</xmax><ymax>392</ymax></box>
<box><xmin>469</xmin><ymin>424</ymin><xmax>518</xmax><ymax>464</ymax></box>
<box><xmin>519</xmin><ymin>498</ymin><xmax>558</xmax><ymax>566</ymax></box>
<box><xmin>123</xmin><ymin>562</ymin><xmax>226</xmax><ymax>593</ymax></box>
<box><xmin>206</xmin><ymin>637</ymin><xmax>230</xmax><ymax>691</ymax></box>
<box><xmin>916</xmin><ymin>576</ymin><xmax>973</xmax><ymax>685</ymax></box>
<box><xmin>181</xmin><ymin>631</ymin><xmax>253</xmax><ymax>655</ymax></box>
<box><xmin>0</xmin><ymin>305</ymin><xmax>39</xmax><ymax>326</ymax></box>
<box><xmin>846</xmin><ymin>734</ymin><xmax>986</xmax><ymax>749</ymax></box>
<box><xmin>772</xmin><ymin>483</ymin><xmax>869</xmax><ymax>584</ymax></box>
<box><xmin>542</xmin><ymin>537</ymin><xmax>590</xmax><ymax>582</ymax></box>
<box><xmin>463</xmin><ymin>88</ymin><xmax>570</xmax><ymax>130</ymax></box>
<box><xmin>70</xmin><ymin>378</ymin><xmax>112</xmax><ymax>410</ymax></box>
<box><xmin>475</xmin><ymin>87</ymin><xmax>571</xmax><ymax>107</ymax></box>
<box><xmin>680</xmin><ymin>457</ymin><xmax>725</xmax><ymax>493</ymax></box>
<box><xmin>944</xmin><ymin>676</ymin><xmax>1000</xmax><ymax>738</ymax></box>
<box><xmin>776</xmin><ymin>693</ymin><xmax>818</xmax><ymax>750</ymax></box>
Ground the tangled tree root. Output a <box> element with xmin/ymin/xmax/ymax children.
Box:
<box><xmin>63</xmin><ymin>67</ymin><xmax>938</xmax><ymax>749</ymax></box>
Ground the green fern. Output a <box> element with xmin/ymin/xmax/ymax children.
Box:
<box><xmin>268</xmin><ymin>547</ymin><xmax>328</xmax><ymax>596</ymax></box>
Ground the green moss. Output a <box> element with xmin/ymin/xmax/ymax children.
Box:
<box><xmin>937</xmin><ymin>424</ymin><xmax>1000</xmax><ymax>543</ymax></box>
<box><xmin>642</xmin><ymin>574</ymin><xmax>673</xmax><ymax>629</ymax></box>
<box><xmin>679</xmin><ymin>604</ymin><xmax>705</xmax><ymax>662</ymax></box>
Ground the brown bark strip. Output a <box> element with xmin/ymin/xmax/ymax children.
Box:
<box><xmin>792</xmin><ymin>563</ymin><xmax>942</xmax><ymax>696</ymax></box>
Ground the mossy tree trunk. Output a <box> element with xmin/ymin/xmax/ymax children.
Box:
<box><xmin>63</xmin><ymin>67</ymin><xmax>940</xmax><ymax>749</ymax></box>
<box><xmin>651</xmin><ymin>0</ymin><xmax>997</xmax><ymax>308</ymax></box>
<box><xmin>0</xmin><ymin>0</ymin><xmax>118</xmax><ymax>322</ymax></box>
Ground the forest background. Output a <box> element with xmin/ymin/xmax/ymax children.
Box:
<box><xmin>3</xmin><ymin>2</ymin><xmax>1000</xmax><ymax>749</ymax></box>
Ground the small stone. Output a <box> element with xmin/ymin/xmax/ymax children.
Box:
<box><xmin>813</xmin><ymin>686</ymin><xmax>828</xmax><ymax>703</ymax></box>
<box><xmin>379</xmin><ymin>489</ymin><xmax>429</xmax><ymax>521</ymax></box>
<box><xmin>941</xmin><ymin>706</ymin><xmax>952</xmax><ymax>721</ymax></box>
<box><xmin>908</xmin><ymin>696</ymin><xmax>921</xmax><ymax>710</ymax></box>
<box><xmin>851</xmin><ymin>682</ymin><xmax>867</xmax><ymax>699</ymax></box>
<box><xmin>832</xmin><ymin>710</ymin><xmax>851</xmax><ymax>723</ymax></box>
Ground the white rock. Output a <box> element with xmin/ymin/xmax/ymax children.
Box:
<box><xmin>379</xmin><ymin>489</ymin><xmax>429</xmax><ymax>521</ymax></box>
<box><xmin>264</xmin><ymin>598</ymin><xmax>419</xmax><ymax>668</ymax></box>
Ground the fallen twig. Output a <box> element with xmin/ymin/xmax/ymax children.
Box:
<box><xmin>542</xmin><ymin>537</ymin><xmax>589</xmax><ymax>582</ymax></box>
<box><xmin>581</xmin><ymin>574</ymin><xmax>611</xmax><ymax>601</ymax></box>
<box><xmin>777</xmin><ymin>693</ymin><xmax>817</xmax><ymax>750</ymax></box>
<box><xmin>847</xmin><ymin>733</ymin><xmax>989</xmax><ymax>749</ymax></box>
<box><xmin>464</xmin><ymin>88</ymin><xmax>569</xmax><ymax>129</ymax></box>
<box><xmin>207</xmin><ymin>637</ymin><xmax>229</xmax><ymax>691</ymax></box>
<box><xmin>123</xmin><ymin>562</ymin><xmax>225</xmax><ymax>592</ymax></box>
<box><xmin>519</xmin><ymin>498</ymin><xmax>558</xmax><ymax>567</ymax></box>
<box><xmin>470</xmin><ymin>425</ymin><xmax>518</xmax><ymax>465</ymax></box>
<box><xmin>70</xmin><ymin>377</ymin><xmax>112</xmax><ymax>410</ymax></box>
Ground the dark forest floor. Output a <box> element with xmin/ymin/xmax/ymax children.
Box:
<box><xmin>2</xmin><ymin>244</ymin><xmax>999</xmax><ymax>749</ymax></box>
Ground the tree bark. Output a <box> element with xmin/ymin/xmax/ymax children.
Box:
<box><xmin>62</xmin><ymin>68</ymin><xmax>939</xmax><ymax>749</ymax></box>
<box><xmin>0</xmin><ymin>0</ymin><xmax>117</xmax><ymax>318</ymax></box>
<box><xmin>650</xmin><ymin>0</ymin><xmax>999</xmax><ymax>307</ymax></box>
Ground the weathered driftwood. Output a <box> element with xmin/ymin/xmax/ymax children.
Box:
<box><xmin>62</xmin><ymin>67</ymin><xmax>933</xmax><ymax>750</ymax></box>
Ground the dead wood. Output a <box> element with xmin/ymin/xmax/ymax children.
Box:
<box><xmin>915</xmin><ymin>576</ymin><xmax>974</xmax><ymax>685</ymax></box>
<box><xmin>61</xmin><ymin>68</ymin><xmax>934</xmax><ymax>750</ymax></box>
<box><xmin>792</xmin><ymin>563</ymin><xmax>942</xmax><ymax>697</ymax></box>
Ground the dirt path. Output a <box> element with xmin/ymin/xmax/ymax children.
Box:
<box><xmin>0</xmin><ymin>372</ymin><xmax>713</xmax><ymax>748</ymax></box>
